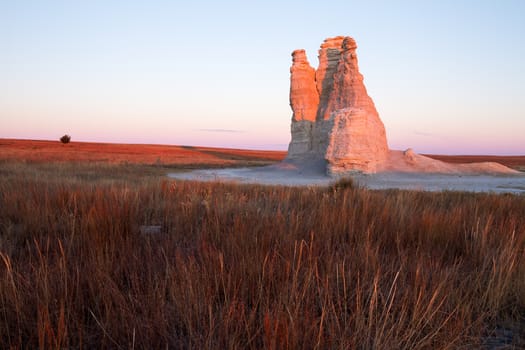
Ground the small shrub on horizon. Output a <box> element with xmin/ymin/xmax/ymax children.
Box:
<box><xmin>60</xmin><ymin>134</ymin><xmax>71</xmax><ymax>144</ymax></box>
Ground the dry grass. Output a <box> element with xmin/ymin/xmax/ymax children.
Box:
<box><xmin>0</xmin><ymin>159</ymin><xmax>524</xmax><ymax>349</ymax></box>
<box><xmin>3</xmin><ymin>138</ymin><xmax>524</xmax><ymax>171</ymax></box>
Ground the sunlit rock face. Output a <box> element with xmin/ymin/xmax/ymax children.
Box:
<box><xmin>289</xmin><ymin>49</ymin><xmax>318</xmax><ymax>123</ymax></box>
<box><xmin>287</xmin><ymin>49</ymin><xmax>319</xmax><ymax>157</ymax></box>
<box><xmin>286</xmin><ymin>36</ymin><xmax>389</xmax><ymax>174</ymax></box>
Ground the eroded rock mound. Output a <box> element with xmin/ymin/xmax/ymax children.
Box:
<box><xmin>379</xmin><ymin>150</ymin><xmax>517</xmax><ymax>175</ymax></box>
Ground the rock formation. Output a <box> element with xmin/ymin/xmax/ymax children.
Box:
<box><xmin>287</xmin><ymin>36</ymin><xmax>389</xmax><ymax>174</ymax></box>
<box><xmin>289</xmin><ymin>49</ymin><xmax>318</xmax><ymax>122</ymax></box>
<box><xmin>315</xmin><ymin>37</ymin><xmax>345</xmax><ymax>121</ymax></box>
<box><xmin>286</xmin><ymin>36</ymin><xmax>518</xmax><ymax>176</ymax></box>
<box><xmin>287</xmin><ymin>50</ymin><xmax>318</xmax><ymax>156</ymax></box>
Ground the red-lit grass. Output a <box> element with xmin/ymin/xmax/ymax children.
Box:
<box><xmin>3</xmin><ymin>138</ymin><xmax>524</xmax><ymax>171</ymax></box>
<box><xmin>0</xmin><ymin>138</ymin><xmax>286</xmax><ymax>167</ymax></box>
<box><xmin>0</xmin><ymin>161</ymin><xmax>524</xmax><ymax>348</ymax></box>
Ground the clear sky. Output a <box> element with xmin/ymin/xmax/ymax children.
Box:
<box><xmin>1</xmin><ymin>1</ymin><xmax>524</xmax><ymax>155</ymax></box>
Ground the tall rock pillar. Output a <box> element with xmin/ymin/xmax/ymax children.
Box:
<box><xmin>287</xmin><ymin>49</ymin><xmax>319</xmax><ymax>158</ymax></box>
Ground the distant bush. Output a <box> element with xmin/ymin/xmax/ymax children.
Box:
<box><xmin>60</xmin><ymin>134</ymin><xmax>71</xmax><ymax>144</ymax></box>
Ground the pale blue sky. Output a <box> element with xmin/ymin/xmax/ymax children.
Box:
<box><xmin>1</xmin><ymin>1</ymin><xmax>524</xmax><ymax>154</ymax></box>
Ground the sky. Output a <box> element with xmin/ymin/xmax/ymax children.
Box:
<box><xmin>1</xmin><ymin>0</ymin><xmax>524</xmax><ymax>155</ymax></box>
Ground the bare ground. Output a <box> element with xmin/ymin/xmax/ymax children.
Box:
<box><xmin>169</xmin><ymin>162</ymin><xmax>525</xmax><ymax>194</ymax></box>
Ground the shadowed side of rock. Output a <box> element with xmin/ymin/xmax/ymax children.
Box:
<box><xmin>311</xmin><ymin>37</ymin><xmax>344</xmax><ymax>161</ymax></box>
<box><xmin>315</xmin><ymin>36</ymin><xmax>345</xmax><ymax>121</ymax></box>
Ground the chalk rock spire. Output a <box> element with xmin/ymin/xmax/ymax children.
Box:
<box><xmin>289</xmin><ymin>49</ymin><xmax>318</xmax><ymax>122</ymax></box>
<box><xmin>323</xmin><ymin>37</ymin><xmax>389</xmax><ymax>174</ymax></box>
<box><xmin>287</xmin><ymin>50</ymin><xmax>319</xmax><ymax>156</ymax></box>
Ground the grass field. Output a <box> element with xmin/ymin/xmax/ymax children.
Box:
<box><xmin>0</xmin><ymin>139</ymin><xmax>286</xmax><ymax>168</ymax></box>
<box><xmin>1</xmin><ymin>139</ymin><xmax>524</xmax><ymax>348</ymax></box>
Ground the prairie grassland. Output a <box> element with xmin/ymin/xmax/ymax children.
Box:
<box><xmin>0</xmin><ymin>159</ymin><xmax>524</xmax><ymax>349</ymax></box>
<box><xmin>0</xmin><ymin>139</ymin><xmax>286</xmax><ymax>167</ymax></box>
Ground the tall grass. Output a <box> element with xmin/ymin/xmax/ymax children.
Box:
<box><xmin>0</xmin><ymin>161</ymin><xmax>524</xmax><ymax>348</ymax></box>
